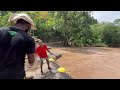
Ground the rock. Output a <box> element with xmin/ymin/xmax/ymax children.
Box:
<box><xmin>55</xmin><ymin>72</ymin><xmax>72</xmax><ymax>79</ymax></box>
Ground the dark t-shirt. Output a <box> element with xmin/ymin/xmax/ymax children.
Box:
<box><xmin>0</xmin><ymin>27</ymin><xmax>35</xmax><ymax>79</ymax></box>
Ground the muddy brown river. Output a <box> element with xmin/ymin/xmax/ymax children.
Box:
<box><xmin>25</xmin><ymin>47</ymin><xmax>120</xmax><ymax>79</ymax></box>
<box><xmin>51</xmin><ymin>47</ymin><xmax>120</xmax><ymax>79</ymax></box>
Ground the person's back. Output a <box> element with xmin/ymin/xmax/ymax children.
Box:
<box><xmin>0</xmin><ymin>27</ymin><xmax>35</xmax><ymax>79</ymax></box>
<box><xmin>0</xmin><ymin>13</ymin><xmax>36</xmax><ymax>79</ymax></box>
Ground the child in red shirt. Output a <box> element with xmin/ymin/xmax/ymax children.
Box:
<box><xmin>35</xmin><ymin>39</ymin><xmax>53</xmax><ymax>74</ymax></box>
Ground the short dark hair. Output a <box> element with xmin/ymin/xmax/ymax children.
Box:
<box><xmin>16</xmin><ymin>19</ymin><xmax>29</xmax><ymax>25</ymax></box>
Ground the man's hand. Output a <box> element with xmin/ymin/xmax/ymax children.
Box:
<box><xmin>35</xmin><ymin>53</ymin><xmax>38</xmax><ymax>58</ymax></box>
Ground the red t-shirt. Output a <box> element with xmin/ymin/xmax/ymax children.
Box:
<box><xmin>35</xmin><ymin>44</ymin><xmax>48</xmax><ymax>58</ymax></box>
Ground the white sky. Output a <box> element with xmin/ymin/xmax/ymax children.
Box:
<box><xmin>92</xmin><ymin>11</ymin><xmax>120</xmax><ymax>22</ymax></box>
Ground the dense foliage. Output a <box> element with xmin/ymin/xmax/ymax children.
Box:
<box><xmin>1</xmin><ymin>11</ymin><xmax>120</xmax><ymax>47</ymax></box>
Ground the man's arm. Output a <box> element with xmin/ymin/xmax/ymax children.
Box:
<box><xmin>27</xmin><ymin>53</ymin><xmax>35</xmax><ymax>66</ymax></box>
<box><xmin>27</xmin><ymin>38</ymin><xmax>36</xmax><ymax>66</ymax></box>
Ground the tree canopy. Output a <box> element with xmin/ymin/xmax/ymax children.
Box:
<box><xmin>0</xmin><ymin>11</ymin><xmax>120</xmax><ymax>47</ymax></box>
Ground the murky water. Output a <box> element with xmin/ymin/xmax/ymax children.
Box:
<box><xmin>25</xmin><ymin>47</ymin><xmax>120</xmax><ymax>79</ymax></box>
<box><xmin>51</xmin><ymin>47</ymin><xmax>120</xmax><ymax>79</ymax></box>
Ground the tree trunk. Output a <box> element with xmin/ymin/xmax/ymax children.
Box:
<box><xmin>63</xmin><ymin>38</ymin><xmax>69</xmax><ymax>47</ymax></box>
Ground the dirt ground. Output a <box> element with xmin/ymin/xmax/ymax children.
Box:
<box><xmin>25</xmin><ymin>47</ymin><xmax>120</xmax><ymax>79</ymax></box>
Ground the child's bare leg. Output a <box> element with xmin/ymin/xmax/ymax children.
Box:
<box><xmin>40</xmin><ymin>60</ymin><xmax>43</xmax><ymax>74</ymax></box>
<box><xmin>46</xmin><ymin>59</ymin><xmax>51</xmax><ymax>70</ymax></box>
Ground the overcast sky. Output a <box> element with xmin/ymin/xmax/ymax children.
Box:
<box><xmin>92</xmin><ymin>11</ymin><xmax>120</xmax><ymax>23</ymax></box>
